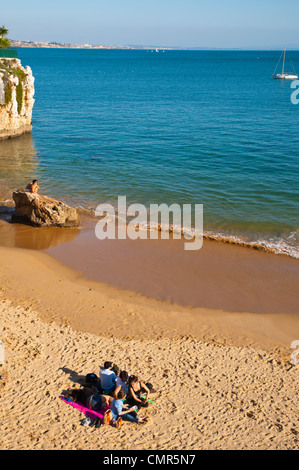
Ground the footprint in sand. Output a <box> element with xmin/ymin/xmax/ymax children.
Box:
<box><xmin>0</xmin><ymin>368</ymin><xmax>8</xmax><ymax>395</ymax></box>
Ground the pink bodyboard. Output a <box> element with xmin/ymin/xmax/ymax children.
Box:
<box><xmin>60</xmin><ymin>397</ymin><xmax>113</xmax><ymax>421</ymax></box>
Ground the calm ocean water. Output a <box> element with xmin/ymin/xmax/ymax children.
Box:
<box><xmin>0</xmin><ymin>49</ymin><xmax>298</xmax><ymax>256</ymax></box>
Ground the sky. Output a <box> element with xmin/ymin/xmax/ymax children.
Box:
<box><xmin>2</xmin><ymin>0</ymin><xmax>299</xmax><ymax>49</ymax></box>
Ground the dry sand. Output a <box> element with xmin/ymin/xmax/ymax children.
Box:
<box><xmin>0</xmin><ymin>297</ymin><xmax>298</xmax><ymax>450</ymax></box>
<box><xmin>0</xmin><ymin>241</ymin><xmax>298</xmax><ymax>450</ymax></box>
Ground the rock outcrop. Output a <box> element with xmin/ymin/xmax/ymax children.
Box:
<box><xmin>0</xmin><ymin>58</ymin><xmax>35</xmax><ymax>140</ymax></box>
<box><xmin>11</xmin><ymin>191</ymin><xmax>80</xmax><ymax>228</ymax></box>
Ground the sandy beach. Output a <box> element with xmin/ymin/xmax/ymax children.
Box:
<box><xmin>0</xmin><ymin>220</ymin><xmax>298</xmax><ymax>450</ymax></box>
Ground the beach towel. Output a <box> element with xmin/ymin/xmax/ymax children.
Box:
<box><xmin>60</xmin><ymin>396</ymin><xmax>114</xmax><ymax>422</ymax></box>
<box><xmin>141</xmin><ymin>394</ymin><xmax>155</xmax><ymax>404</ymax></box>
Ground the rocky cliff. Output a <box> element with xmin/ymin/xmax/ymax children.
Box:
<box><xmin>0</xmin><ymin>58</ymin><xmax>35</xmax><ymax>140</ymax></box>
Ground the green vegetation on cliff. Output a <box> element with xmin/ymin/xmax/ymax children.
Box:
<box><xmin>11</xmin><ymin>67</ymin><xmax>26</xmax><ymax>113</ymax></box>
<box><xmin>0</xmin><ymin>60</ymin><xmax>26</xmax><ymax>113</ymax></box>
<box><xmin>0</xmin><ymin>26</ymin><xmax>11</xmax><ymax>49</ymax></box>
<box><xmin>3</xmin><ymin>80</ymin><xmax>12</xmax><ymax>105</ymax></box>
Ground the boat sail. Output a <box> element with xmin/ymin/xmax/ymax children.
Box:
<box><xmin>273</xmin><ymin>48</ymin><xmax>298</xmax><ymax>80</ymax></box>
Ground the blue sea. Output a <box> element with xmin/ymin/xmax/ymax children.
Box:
<box><xmin>0</xmin><ymin>48</ymin><xmax>298</xmax><ymax>256</ymax></box>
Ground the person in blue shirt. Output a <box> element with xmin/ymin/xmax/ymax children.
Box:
<box><xmin>110</xmin><ymin>390</ymin><xmax>146</xmax><ymax>428</ymax></box>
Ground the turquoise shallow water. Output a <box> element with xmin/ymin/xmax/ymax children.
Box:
<box><xmin>0</xmin><ymin>48</ymin><xmax>298</xmax><ymax>256</ymax></box>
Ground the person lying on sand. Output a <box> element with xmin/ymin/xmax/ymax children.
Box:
<box><xmin>126</xmin><ymin>375</ymin><xmax>151</xmax><ymax>409</ymax></box>
<box><xmin>104</xmin><ymin>390</ymin><xmax>147</xmax><ymax>428</ymax></box>
<box><xmin>68</xmin><ymin>387</ymin><xmax>113</xmax><ymax>411</ymax></box>
<box><xmin>25</xmin><ymin>179</ymin><xmax>40</xmax><ymax>194</ymax></box>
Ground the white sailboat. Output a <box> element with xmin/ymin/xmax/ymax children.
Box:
<box><xmin>273</xmin><ymin>48</ymin><xmax>298</xmax><ymax>80</ymax></box>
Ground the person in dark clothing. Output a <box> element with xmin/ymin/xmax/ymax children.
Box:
<box><xmin>126</xmin><ymin>375</ymin><xmax>152</xmax><ymax>409</ymax></box>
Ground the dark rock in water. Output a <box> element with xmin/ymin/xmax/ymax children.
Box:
<box><xmin>11</xmin><ymin>191</ymin><xmax>80</xmax><ymax>227</ymax></box>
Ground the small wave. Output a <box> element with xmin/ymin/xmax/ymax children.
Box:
<box><xmin>0</xmin><ymin>200</ymin><xmax>13</xmax><ymax>205</ymax></box>
<box><xmin>81</xmin><ymin>207</ymin><xmax>298</xmax><ymax>259</ymax></box>
<box><xmin>202</xmin><ymin>231</ymin><xmax>299</xmax><ymax>259</ymax></box>
<box><xmin>3</xmin><ymin>191</ymin><xmax>297</xmax><ymax>259</ymax></box>
<box><xmin>77</xmin><ymin>206</ymin><xmax>96</xmax><ymax>218</ymax></box>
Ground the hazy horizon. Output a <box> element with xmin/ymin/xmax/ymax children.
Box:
<box><xmin>9</xmin><ymin>42</ymin><xmax>299</xmax><ymax>51</ymax></box>
<box><xmin>3</xmin><ymin>0</ymin><xmax>299</xmax><ymax>50</ymax></box>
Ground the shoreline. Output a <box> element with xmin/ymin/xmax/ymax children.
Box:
<box><xmin>45</xmin><ymin>221</ymin><xmax>299</xmax><ymax>315</ymax></box>
<box><xmin>0</xmin><ymin>230</ymin><xmax>298</xmax><ymax>353</ymax></box>
<box><xmin>1</xmin><ymin>194</ymin><xmax>298</xmax><ymax>259</ymax></box>
<box><xmin>1</xmin><ymin>211</ymin><xmax>297</xmax><ymax>311</ymax></box>
<box><xmin>0</xmin><ymin>207</ymin><xmax>298</xmax><ymax>350</ymax></box>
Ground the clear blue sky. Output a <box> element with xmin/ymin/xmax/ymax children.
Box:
<box><xmin>2</xmin><ymin>0</ymin><xmax>299</xmax><ymax>49</ymax></box>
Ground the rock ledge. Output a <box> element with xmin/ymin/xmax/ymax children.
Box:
<box><xmin>11</xmin><ymin>191</ymin><xmax>80</xmax><ymax>228</ymax></box>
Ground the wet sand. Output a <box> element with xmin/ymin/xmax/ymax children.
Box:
<box><xmin>0</xmin><ymin>215</ymin><xmax>298</xmax><ymax>316</ymax></box>
<box><xmin>45</xmin><ymin>219</ymin><xmax>299</xmax><ymax>315</ymax></box>
<box><xmin>0</xmin><ymin>216</ymin><xmax>298</xmax><ymax>351</ymax></box>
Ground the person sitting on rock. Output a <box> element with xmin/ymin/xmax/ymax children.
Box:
<box><xmin>26</xmin><ymin>179</ymin><xmax>40</xmax><ymax>194</ymax></box>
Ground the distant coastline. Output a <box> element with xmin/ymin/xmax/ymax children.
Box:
<box><xmin>10</xmin><ymin>39</ymin><xmax>134</xmax><ymax>49</ymax></box>
<box><xmin>9</xmin><ymin>40</ymin><xmax>299</xmax><ymax>50</ymax></box>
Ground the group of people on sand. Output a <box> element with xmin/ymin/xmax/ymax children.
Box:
<box><xmin>67</xmin><ymin>361</ymin><xmax>153</xmax><ymax>429</ymax></box>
